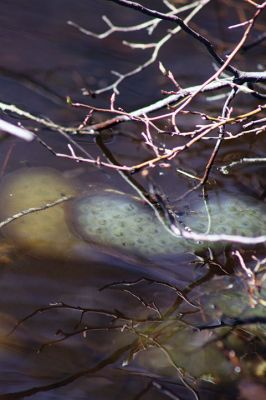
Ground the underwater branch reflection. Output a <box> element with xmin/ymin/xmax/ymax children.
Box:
<box><xmin>2</xmin><ymin>256</ymin><xmax>266</xmax><ymax>399</ymax></box>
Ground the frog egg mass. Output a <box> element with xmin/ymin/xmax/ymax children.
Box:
<box><xmin>70</xmin><ymin>191</ymin><xmax>266</xmax><ymax>257</ymax></box>
<box><xmin>70</xmin><ymin>192</ymin><xmax>185</xmax><ymax>258</ymax></box>
<box><xmin>0</xmin><ymin>168</ymin><xmax>78</xmax><ymax>259</ymax></box>
<box><xmin>184</xmin><ymin>194</ymin><xmax>266</xmax><ymax>238</ymax></box>
<box><xmin>0</xmin><ymin>167</ymin><xmax>265</xmax><ymax>261</ymax></box>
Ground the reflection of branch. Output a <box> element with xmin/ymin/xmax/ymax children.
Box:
<box><xmin>7</xmin><ymin>301</ymin><xmax>164</xmax><ymax>337</ymax></box>
<box><xmin>116</xmin><ymin>287</ymin><xmax>162</xmax><ymax>318</ymax></box>
<box><xmin>70</xmin><ymin>1</ymin><xmax>207</xmax><ymax>94</ymax></box>
<box><xmin>198</xmin><ymin>315</ymin><xmax>266</xmax><ymax>330</ymax></box>
<box><xmin>69</xmin><ymin>1</ymin><xmax>197</xmax><ymax>39</ymax></box>
<box><xmin>243</xmin><ymin>32</ymin><xmax>266</xmax><ymax>51</ymax></box>
<box><xmin>2</xmin><ymin>270</ymin><xmax>219</xmax><ymax>398</ymax></box>
<box><xmin>100</xmin><ymin>277</ymin><xmax>200</xmax><ymax>309</ymax></box>
<box><xmin>0</xmin><ymin>66</ymin><xmax>65</xmax><ymax>105</ymax></box>
<box><xmin>0</xmin><ymin>341</ymin><xmax>135</xmax><ymax>400</ymax></box>
<box><xmin>144</xmin><ymin>335</ymin><xmax>199</xmax><ymax>400</ymax></box>
<box><xmin>7</xmin><ymin>302</ymin><xmax>121</xmax><ymax>336</ymax></box>
<box><xmin>38</xmin><ymin>325</ymin><xmax>125</xmax><ymax>353</ymax></box>
<box><xmin>152</xmin><ymin>381</ymin><xmax>182</xmax><ymax>400</ymax></box>
<box><xmin>107</xmin><ymin>0</ymin><xmax>238</xmax><ymax>77</ymax></box>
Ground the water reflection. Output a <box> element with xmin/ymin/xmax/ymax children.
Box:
<box><xmin>0</xmin><ymin>0</ymin><xmax>265</xmax><ymax>399</ymax></box>
<box><xmin>1</xmin><ymin>257</ymin><xmax>265</xmax><ymax>399</ymax></box>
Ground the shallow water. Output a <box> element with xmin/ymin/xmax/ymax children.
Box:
<box><xmin>0</xmin><ymin>1</ymin><xmax>266</xmax><ymax>399</ymax></box>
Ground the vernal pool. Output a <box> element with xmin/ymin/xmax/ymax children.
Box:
<box><xmin>0</xmin><ymin>1</ymin><xmax>265</xmax><ymax>398</ymax></box>
<box><xmin>0</xmin><ymin>167</ymin><xmax>265</xmax><ymax>263</ymax></box>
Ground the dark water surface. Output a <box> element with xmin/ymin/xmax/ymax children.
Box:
<box><xmin>0</xmin><ymin>1</ymin><xmax>266</xmax><ymax>399</ymax></box>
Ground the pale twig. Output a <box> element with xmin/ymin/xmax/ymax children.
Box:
<box><xmin>176</xmin><ymin>87</ymin><xmax>238</xmax><ymax>201</ymax></box>
<box><xmin>95</xmin><ymin>129</ymin><xmax>266</xmax><ymax>246</ymax></box>
<box><xmin>171</xmin><ymin>226</ymin><xmax>266</xmax><ymax>245</ymax></box>
<box><xmin>75</xmin><ymin>1</ymin><xmax>208</xmax><ymax>94</ymax></box>
<box><xmin>0</xmin><ymin>101</ymin><xmax>81</xmax><ymax>134</ymax></box>
<box><xmin>68</xmin><ymin>2</ymin><xmax>198</xmax><ymax>38</ymax></box>
<box><xmin>170</xmin><ymin>3</ymin><xmax>265</xmax><ymax>120</ymax></box>
<box><xmin>121</xmin><ymin>105</ymin><xmax>266</xmax><ymax>172</ymax></box>
<box><xmin>212</xmin><ymin>124</ymin><xmax>265</xmax><ymax>140</ymax></box>
<box><xmin>0</xmin><ymin>196</ymin><xmax>72</xmax><ymax>230</ymax></box>
<box><xmin>233</xmin><ymin>250</ymin><xmax>255</xmax><ymax>281</ymax></box>
<box><xmin>56</xmin><ymin>144</ymin><xmax>132</xmax><ymax>171</ymax></box>
<box><xmin>107</xmin><ymin>0</ymin><xmax>239</xmax><ymax>76</ymax></box>
<box><xmin>199</xmin><ymin>87</ymin><xmax>238</xmax><ymax>185</ymax></box>
<box><xmin>84</xmin><ymin>77</ymin><xmax>265</xmax><ymax>133</ymax></box>
<box><xmin>0</xmin><ymin>118</ymin><xmax>35</xmax><ymax>141</ymax></box>
<box><xmin>233</xmin><ymin>250</ymin><xmax>257</xmax><ymax>307</ymax></box>
<box><xmin>1</xmin><ymin>76</ymin><xmax>264</xmax><ymax>136</ymax></box>
<box><xmin>243</xmin><ymin>117</ymin><xmax>266</xmax><ymax>128</ymax></box>
<box><xmin>219</xmin><ymin>157</ymin><xmax>266</xmax><ymax>174</ymax></box>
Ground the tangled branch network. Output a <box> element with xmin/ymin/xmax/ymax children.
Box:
<box><xmin>0</xmin><ymin>0</ymin><xmax>265</xmax><ymax>246</ymax></box>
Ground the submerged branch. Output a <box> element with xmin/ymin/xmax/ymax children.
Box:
<box><xmin>0</xmin><ymin>196</ymin><xmax>72</xmax><ymax>230</ymax></box>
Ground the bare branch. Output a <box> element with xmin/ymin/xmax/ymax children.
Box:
<box><xmin>0</xmin><ymin>196</ymin><xmax>72</xmax><ymax>230</ymax></box>
<box><xmin>0</xmin><ymin>118</ymin><xmax>35</xmax><ymax>141</ymax></box>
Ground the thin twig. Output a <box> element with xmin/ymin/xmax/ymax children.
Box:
<box><xmin>0</xmin><ymin>196</ymin><xmax>72</xmax><ymax>230</ymax></box>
